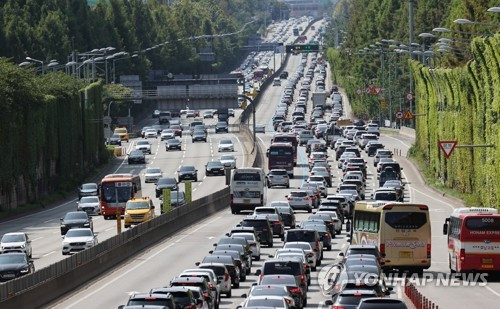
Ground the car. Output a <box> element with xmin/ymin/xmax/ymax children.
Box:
<box><xmin>229</xmin><ymin>232</ymin><xmax>261</xmax><ymax>261</ymax></box>
<box><xmin>78</xmin><ymin>182</ymin><xmax>99</xmax><ymax>199</ymax></box>
<box><xmin>141</xmin><ymin>126</ymin><xmax>153</xmax><ymax>138</ymax></box>
<box><xmin>270</xmin><ymin>202</ymin><xmax>296</xmax><ymax>228</ymax></box>
<box><xmin>285</xmin><ymin>190</ymin><xmax>313</xmax><ymax>213</ymax></box>
<box><xmin>310</xmin><ymin>166</ymin><xmax>332</xmax><ymax>187</ymax></box>
<box><xmin>0</xmin><ymin>253</ymin><xmax>35</xmax><ymax>282</ymax></box>
<box><xmin>179</xmin><ymin>269</ymin><xmax>221</xmax><ymax>306</ymax></box>
<box><xmin>178</xmin><ymin>165</ymin><xmax>198</xmax><ymax>182</ymax></box>
<box><xmin>166</xmin><ymin>138</ymin><xmax>182</xmax><ymax>150</ymax></box>
<box><xmin>198</xmin><ymin>255</ymin><xmax>240</xmax><ymax>289</ymax></box>
<box><xmin>152</xmin><ymin>109</ymin><xmax>161</xmax><ymax>118</ymax></box>
<box><xmin>155</xmin><ymin>177</ymin><xmax>179</xmax><ymax>198</ymax></box>
<box><xmin>145</xmin><ymin>167</ymin><xmax>163</xmax><ymax>183</ymax></box>
<box><xmin>0</xmin><ymin>232</ymin><xmax>32</xmax><ymax>257</ymax></box>
<box><xmin>107</xmin><ymin>134</ymin><xmax>122</xmax><ymax>146</ymax></box>
<box><xmin>284</xmin><ymin>229</ymin><xmax>323</xmax><ymax>261</ymax></box>
<box><xmin>255</xmin><ymin>274</ymin><xmax>306</xmax><ymax>308</ymax></box>
<box><xmin>239</xmin><ymin>215</ymin><xmax>274</xmax><ymax>247</ymax></box>
<box><xmin>170</xmin><ymin>276</ymin><xmax>216</xmax><ymax>309</ymax></box>
<box><xmin>371</xmin><ymin>188</ymin><xmax>399</xmax><ymax>201</ymax></box>
<box><xmin>170</xmin><ymin>125</ymin><xmax>183</xmax><ymax>137</ymax></box>
<box><xmin>357</xmin><ymin>298</ymin><xmax>407</xmax><ymax>309</ymax></box>
<box><xmin>220</xmin><ymin>155</ymin><xmax>237</xmax><ymax>169</ymax></box>
<box><xmin>76</xmin><ymin>196</ymin><xmax>101</xmax><ymax>215</ymax></box>
<box><xmin>203</xmin><ymin>110</ymin><xmax>214</xmax><ymax>118</ymax></box>
<box><xmin>382</xmin><ymin>180</ymin><xmax>405</xmax><ymax>201</ymax></box>
<box><xmin>192</xmin><ymin>130</ymin><xmax>207</xmax><ymax>142</ymax></box>
<box><xmin>168</xmin><ymin>191</ymin><xmax>186</xmax><ymax>209</ymax></box>
<box><xmin>60</xmin><ymin>211</ymin><xmax>93</xmax><ymax>235</ymax></box>
<box><xmin>218</xmin><ymin>139</ymin><xmax>234</xmax><ymax>152</ymax></box>
<box><xmin>144</xmin><ymin>128</ymin><xmax>158</xmax><ymax>138</ymax></box>
<box><xmin>306</xmin><ymin>175</ymin><xmax>327</xmax><ymax>197</ymax></box>
<box><xmin>196</xmin><ymin>263</ymin><xmax>232</xmax><ymax>297</ymax></box>
<box><xmin>135</xmin><ymin>140</ymin><xmax>152</xmax><ymax>154</ymax></box>
<box><xmin>124</xmin><ymin>197</ymin><xmax>156</xmax><ymax>227</ymax></box>
<box><xmin>228</xmin><ymin>109</ymin><xmax>235</xmax><ymax>117</ymax></box>
<box><xmin>215</xmin><ymin>121</ymin><xmax>229</xmax><ymax>133</ymax></box>
<box><xmin>267</xmin><ymin>169</ymin><xmax>290</xmax><ymax>188</ymax></box>
<box><xmin>255</xmin><ymin>259</ymin><xmax>308</xmax><ymax>296</ymax></box>
<box><xmin>160</xmin><ymin>129</ymin><xmax>175</xmax><ymax>140</ymax></box>
<box><xmin>238</xmin><ymin>295</ymin><xmax>293</xmax><ymax>308</ymax></box>
<box><xmin>242</xmin><ymin>285</ymin><xmax>297</xmax><ymax>308</ymax></box>
<box><xmin>61</xmin><ymin>228</ymin><xmax>98</xmax><ymax>255</ymax></box>
<box><xmin>255</xmin><ymin>124</ymin><xmax>266</xmax><ymax>133</ymax></box>
<box><xmin>206</xmin><ymin>160</ymin><xmax>225</xmax><ymax>176</ymax></box>
<box><xmin>339</xmin><ymin>244</ymin><xmax>383</xmax><ymax>264</ymax></box>
<box><xmin>119</xmin><ymin>292</ymin><xmax>177</xmax><ymax>309</ymax></box>
<box><xmin>186</xmin><ymin>110</ymin><xmax>196</xmax><ymax>118</ymax></box>
<box><xmin>324</xmin><ymin>289</ymin><xmax>380</xmax><ymax>309</ymax></box>
<box><xmin>128</xmin><ymin>150</ymin><xmax>146</xmax><ymax>164</ymax></box>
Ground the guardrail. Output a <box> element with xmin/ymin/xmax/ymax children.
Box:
<box><xmin>405</xmin><ymin>278</ymin><xmax>440</xmax><ymax>309</ymax></box>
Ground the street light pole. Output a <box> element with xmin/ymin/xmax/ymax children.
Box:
<box><xmin>408</xmin><ymin>0</ymin><xmax>415</xmax><ymax>127</ymax></box>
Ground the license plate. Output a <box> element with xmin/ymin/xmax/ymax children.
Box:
<box><xmin>244</xmin><ymin>199</ymin><xmax>251</xmax><ymax>204</ymax></box>
<box><xmin>482</xmin><ymin>258</ymin><xmax>493</xmax><ymax>264</ymax></box>
<box><xmin>482</xmin><ymin>264</ymin><xmax>494</xmax><ymax>269</ymax></box>
<box><xmin>399</xmin><ymin>251</ymin><xmax>412</xmax><ymax>258</ymax></box>
<box><xmin>3</xmin><ymin>274</ymin><xmax>15</xmax><ymax>278</ymax></box>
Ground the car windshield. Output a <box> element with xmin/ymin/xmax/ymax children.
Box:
<box><xmin>171</xmin><ymin>192</ymin><xmax>185</xmax><ymax>200</ymax></box>
<box><xmin>158</xmin><ymin>178</ymin><xmax>176</xmax><ymax>185</ymax></box>
<box><xmin>250</xmin><ymin>286</ymin><xmax>287</xmax><ymax>297</ymax></box>
<box><xmin>64</xmin><ymin>212</ymin><xmax>88</xmax><ymax>220</ymax></box>
<box><xmin>163</xmin><ymin>129</ymin><xmax>173</xmax><ymax>133</ymax></box>
<box><xmin>208</xmin><ymin>161</ymin><xmax>223</xmax><ymax>167</ymax></box>
<box><xmin>115</xmin><ymin>129</ymin><xmax>126</xmax><ymax>134</ymax></box>
<box><xmin>147</xmin><ymin>168</ymin><xmax>161</xmax><ymax>174</ymax></box>
<box><xmin>220</xmin><ymin>140</ymin><xmax>232</xmax><ymax>145</ymax></box>
<box><xmin>127</xmin><ymin>201</ymin><xmax>150</xmax><ymax>210</ymax></box>
<box><xmin>1</xmin><ymin>234</ymin><xmax>25</xmax><ymax>242</ymax></box>
<box><xmin>65</xmin><ymin>229</ymin><xmax>93</xmax><ymax>237</ymax></box>
<box><xmin>111</xmin><ymin>135</ymin><xmax>120</xmax><ymax>139</ymax></box>
<box><xmin>136</xmin><ymin>141</ymin><xmax>149</xmax><ymax>145</ymax></box>
<box><xmin>80</xmin><ymin>197</ymin><xmax>99</xmax><ymax>203</ymax></box>
<box><xmin>220</xmin><ymin>156</ymin><xmax>235</xmax><ymax>161</ymax></box>
<box><xmin>81</xmin><ymin>184</ymin><xmax>97</xmax><ymax>190</ymax></box>
<box><xmin>261</xmin><ymin>275</ymin><xmax>297</xmax><ymax>285</ymax></box>
<box><xmin>180</xmin><ymin>166</ymin><xmax>195</xmax><ymax>172</ymax></box>
<box><xmin>168</xmin><ymin>139</ymin><xmax>180</xmax><ymax>144</ymax></box>
<box><xmin>0</xmin><ymin>254</ymin><xmax>27</xmax><ymax>264</ymax></box>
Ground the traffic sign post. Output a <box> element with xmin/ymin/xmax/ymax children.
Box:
<box><xmin>438</xmin><ymin>141</ymin><xmax>458</xmax><ymax>158</ymax></box>
<box><xmin>406</xmin><ymin>93</ymin><xmax>414</xmax><ymax>101</ymax></box>
<box><xmin>403</xmin><ymin>110</ymin><xmax>414</xmax><ymax>119</ymax></box>
<box><xmin>395</xmin><ymin>111</ymin><xmax>404</xmax><ymax>119</ymax></box>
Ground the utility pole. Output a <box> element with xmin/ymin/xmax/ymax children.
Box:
<box><xmin>409</xmin><ymin>0</ymin><xmax>415</xmax><ymax>127</ymax></box>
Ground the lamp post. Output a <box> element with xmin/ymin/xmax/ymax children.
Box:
<box><xmin>26</xmin><ymin>56</ymin><xmax>44</xmax><ymax>74</ymax></box>
<box><xmin>454</xmin><ymin>18</ymin><xmax>500</xmax><ymax>27</ymax></box>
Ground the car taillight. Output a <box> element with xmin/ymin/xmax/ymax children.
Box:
<box><xmin>203</xmin><ymin>292</ymin><xmax>209</xmax><ymax>297</ymax></box>
<box><xmin>304</xmin><ymin>196</ymin><xmax>310</xmax><ymax>200</ymax></box>
<box><xmin>380</xmin><ymin>243</ymin><xmax>385</xmax><ymax>256</ymax></box>
<box><xmin>186</xmin><ymin>305</ymin><xmax>196</xmax><ymax>309</ymax></box>
<box><xmin>289</xmin><ymin>287</ymin><xmax>302</xmax><ymax>294</ymax></box>
<box><xmin>300</xmin><ymin>274</ymin><xmax>305</xmax><ymax>282</ymax></box>
<box><xmin>324</xmin><ymin>233</ymin><xmax>329</xmax><ymax>237</ymax></box>
<box><xmin>225</xmin><ymin>273</ymin><xmax>230</xmax><ymax>281</ymax></box>
<box><xmin>274</xmin><ymin>222</ymin><xmax>281</xmax><ymax>225</ymax></box>
<box><xmin>315</xmin><ymin>240</ymin><xmax>320</xmax><ymax>252</ymax></box>
<box><xmin>209</xmin><ymin>283</ymin><xmax>214</xmax><ymax>288</ymax></box>
<box><xmin>460</xmin><ymin>248</ymin><xmax>465</xmax><ymax>261</ymax></box>
<box><xmin>288</xmin><ymin>197</ymin><xmax>293</xmax><ymax>200</ymax></box>
<box><xmin>250</xmin><ymin>243</ymin><xmax>256</xmax><ymax>247</ymax></box>
<box><xmin>427</xmin><ymin>243</ymin><xmax>431</xmax><ymax>258</ymax></box>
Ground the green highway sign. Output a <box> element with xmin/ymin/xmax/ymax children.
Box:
<box><xmin>285</xmin><ymin>44</ymin><xmax>320</xmax><ymax>53</ymax></box>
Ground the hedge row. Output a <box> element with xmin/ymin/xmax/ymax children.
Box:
<box><xmin>412</xmin><ymin>34</ymin><xmax>499</xmax><ymax>208</ymax></box>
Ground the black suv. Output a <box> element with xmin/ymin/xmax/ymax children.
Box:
<box><xmin>205</xmin><ymin>160</ymin><xmax>225</xmax><ymax>176</ymax></box>
<box><xmin>169</xmin><ymin>277</ymin><xmax>216</xmax><ymax>309</ymax></box>
<box><xmin>238</xmin><ymin>215</ymin><xmax>274</xmax><ymax>247</ymax></box>
<box><xmin>215</xmin><ymin>121</ymin><xmax>229</xmax><ymax>133</ymax></box>
<box><xmin>178</xmin><ymin>165</ymin><xmax>198</xmax><ymax>182</ymax></box>
<box><xmin>119</xmin><ymin>292</ymin><xmax>177</xmax><ymax>309</ymax></box>
<box><xmin>60</xmin><ymin>211</ymin><xmax>93</xmax><ymax>235</ymax></box>
<box><xmin>155</xmin><ymin>177</ymin><xmax>178</xmax><ymax>197</ymax></box>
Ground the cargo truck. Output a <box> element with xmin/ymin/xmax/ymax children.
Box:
<box><xmin>217</xmin><ymin>108</ymin><xmax>229</xmax><ymax>123</ymax></box>
<box><xmin>311</xmin><ymin>92</ymin><xmax>328</xmax><ymax>110</ymax></box>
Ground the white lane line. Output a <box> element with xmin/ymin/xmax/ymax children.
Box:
<box><xmin>43</xmin><ymin>251</ymin><xmax>55</xmax><ymax>257</ymax></box>
<box><xmin>485</xmin><ymin>286</ymin><xmax>500</xmax><ymax>298</ymax></box>
<box><xmin>411</xmin><ymin>187</ymin><xmax>456</xmax><ymax>210</ymax></box>
<box><xmin>383</xmin><ymin>134</ymin><xmax>412</xmax><ymax>149</ymax></box>
<box><xmin>63</xmin><ymin>216</ymin><xmax>223</xmax><ymax>307</ymax></box>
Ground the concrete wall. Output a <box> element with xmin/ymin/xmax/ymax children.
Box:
<box><xmin>400</xmin><ymin>126</ymin><xmax>416</xmax><ymax>139</ymax></box>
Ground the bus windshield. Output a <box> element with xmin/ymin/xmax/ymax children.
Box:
<box><xmin>385</xmin><ymin>212</ymin><xmax>427</xmax><ymax>229</ymax></box>
<box><xmin>234</xmin><ymin>173</ymin><xmax>261</xmax><ymax>181</ymax></box>
<box><xmin>101</xmin><ymin>183</ymin><xmax>133</xmax><ymax>203</ymax></box>
<box><xmin>269</xmin><ymin>147</ymin><xmax>293</xmax><ymax>156</ymax></box>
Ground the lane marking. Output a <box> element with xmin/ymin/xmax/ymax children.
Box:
<box><xmin>63</xmin><ymin>216</ymin><xmax>224</xmax><ymax>307</ymax></box>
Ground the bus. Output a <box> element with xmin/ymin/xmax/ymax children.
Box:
<box><xmin>443</xmin><ymin>207</ymin><xmax>500</xmax><ymax>273</ymax></box>
<box><xmin>271</xmin><ymin>133</ymin><xmax>298</xmax><ymax>166</ymax></box>
<box><xmin>229</xmin><ymin>168</ymin><xmax>266</xmax><ymax>214</ymax></box>
<box><xmin>351</xmin><ymin>201</ymin><xmax>431</xmax><ymax>275</ymax></box>
<box><xmin>100</xmin><ymin>173</ymin><xmax>142</xmax><ymax>219</ymax></box>
<box><xmin>267</xmin><ymin>142</ymin><xmax>294</xmax><ymax>177</ymax></box>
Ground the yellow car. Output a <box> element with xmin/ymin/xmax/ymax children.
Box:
<box><xmin>114</xmin><ymin>127</ymin><xmax>129</xmax><ymax>142</ymax></box>
<box><xmin>124</xmin><ymin>197</ymin><xmax>156</xmax><ymax>228</ymax></box>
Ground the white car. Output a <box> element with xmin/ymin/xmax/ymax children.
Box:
<box><xmin>255</xmin><ymin>124</ymin><xmax>266</xmax><ymax>133</ymax></box>
<box><xmin>230</xmin><ymin>232</ymin><xmax>261</xmax><ymax>261</ymax></box>
<box><xmin>306</xmin><ymin>175</ymin><xmax>328</xmax><ymax>197</ymax></box>
<box><xmin>218</xmin><ymin>139</ymin><xmax>234</xmax><ymax>152</ymax></box>
<box><xmin>285</xmin><ymin>190</ymin><xmax>313</xmax><ymax>212</ymax></box>
<box><xmin>239</xmin><ymin>295</ymin><xmax>292</xmax><ymax>309</ymax></box>
<box><xmin>160</xmin><ymin>129</ymin><xmax>175</xmax><ymax>140</ymax></box>
<box><xmin>77</xmin><ymin>196</ymin><xmax>101</xmax><ymax>215</ymax></box>
<box><xmin>283</xmin><ymin>241</ymin><xmax>318</xmax><ymax>270</ymax></box>
<box><xmin>135</xmin><ymin>140</ymin><xmax>152</xmax><ymax>154</ymax></box>
<box><xmin>62</xmin><ymin>228</ymin><xmax>98</xmax><ymax>255</ymax></box>
<box><xmin>144</xmin><ymin>128</ymin><xmax>158</xmax><ymax>138</ymax></box>
<box><xmin>0</xmin><ymin>232</ymin><xmax>32</xmax><ymax>257</ymax></box>
<box><xmin>197</xmin><ymin>263</ymin><xmax>232</xmax><ymax>297</ymax></box>
<box><xmin>145</xmin><ymin>167</ymin><xmax>163</xmax><ymax>183</ymax></box>
<box><xmin>220</xmin><ymin>155</ymin><xmax>237</xmax><ymax>169</ymax></box>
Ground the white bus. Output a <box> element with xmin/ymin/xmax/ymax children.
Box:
<box><xmin>230</xmin><ymin>167</ymin><xmax>267</xmax><ymax>214</ymax></box>
<box><xmin>351</xmin><ymin>201</ymin><xmax>431</xmax><ymax>275</ymax></box>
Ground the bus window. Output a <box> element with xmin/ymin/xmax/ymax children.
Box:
<box><xmin>234</xmin><ymin>173</ymin><xmax>261</xmax><ymax>181</ymax></box>
<box><xmin>385</xmin><ymin>212</ymin><xmax>427</xmax><ymax>229</ymax></box>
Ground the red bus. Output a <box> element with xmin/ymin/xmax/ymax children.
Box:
<box><xmin>443</xmin><ymin>207</ymin><xmax>500</xmax><ymax>273</ymax></box>
<box><xmin>100</xmin><ymin>173</ymin><xmax>142</xmax><ymax>219</ymax></box>
<box><xmin>271</xmin><ymin>133</ymin><xmax>298</xmax><ymax>166</ymax></box>
<box><xmin>266</xmin><ymin>142</ymin><xmax>295</xmax><ymax>178</ymax></box>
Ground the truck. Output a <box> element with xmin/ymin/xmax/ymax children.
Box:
<box><xmin>158</xmin><ymin>111</ymin><xmax>171</xmax><ymax>124</ymax></box>
<box><xmin>311</xmin><ymin>92</ymin><xmax>328</xmax><ymax>110</ymax></box>
<box><xmin>217</xmin><ymin>108</ymin><xmax>229</xmax><ymax>123</ymax></box>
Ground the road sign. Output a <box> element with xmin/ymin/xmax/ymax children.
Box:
<box><xmin>285</xmin><ymin>44</ymin><xmax>320</xmax><ymax>53</ymax></box>
<box><xmin>406</xmin><ymin>93</ymin><xmax>414</xmax><ymax>101</ymax></box>
<box><xmin>395</xmin><ymin>111</ymin><xmax>404</xmax><ymax>119</ymax></box>
<box><xmin>375</xmin><ymin>87</ymin><xmax>382</xmax><ymax>94</ymax></box>
<box><xmin>403</xmin><ymin>110</ymin><xmax>414</xmax><ymax>119</ymax></box>
<box><xmin>438</xmin><ymin>141</ymin><xmax>458</xmax><ymax>158</ymax></box>
<box><xmin>356</xmin><ymin>89</ymin><xmax>362</xmax><ymax>95</ymax></box>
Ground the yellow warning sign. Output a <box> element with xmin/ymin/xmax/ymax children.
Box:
<box><xmin>403</xmin><ymin>110</ymin><xmax>414</xmax><ymax>119</ymax></box>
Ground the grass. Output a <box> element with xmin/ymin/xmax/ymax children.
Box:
<box><xmin>407</xmin><ymin>147</ymin><xmax>482</xmax><ymax>206</ymax></box>
<box><xmin>0</xmin><ymin>191</ymin><xmax>69</xmax><ymax>220</ymax></box>
<box><xmin>380</xmin><ymin>128</ymin><xmax>399</xmax><ymax>135</ymax></box>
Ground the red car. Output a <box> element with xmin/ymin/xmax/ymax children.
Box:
<box><xmin>170</xmin><ymin>125</ymin><xmax>183</xmax><ymax>137</ymax></box>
